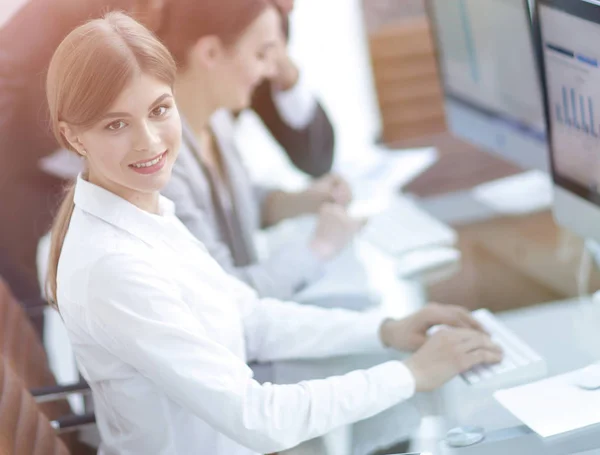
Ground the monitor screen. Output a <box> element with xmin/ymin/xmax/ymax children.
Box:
<box><xmin>428</xmin><ymin>0</ymin><xmax>548</xmax><ymax>170</ymax></box>
<box><xmin>538</xmin><ymin>0</ymin><xmax>600</xmax><ymax>202</ymax></box>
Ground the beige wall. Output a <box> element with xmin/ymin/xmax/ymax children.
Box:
<box><xmin>0</xmin><ymin>0</ymin><xmax>27</xmax><ymax>28</ymax></box>
<box><xmin>287</xmin><ymin>0</ymin><xmax>383</xmax><ymax>168</ymax></box>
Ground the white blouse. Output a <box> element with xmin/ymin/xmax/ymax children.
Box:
<box><xmin>57</xmin><ymin>176</ymin><xmax>416</xmax><ymax>455</ymax></box>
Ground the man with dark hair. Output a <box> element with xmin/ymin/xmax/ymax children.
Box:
<box><xmin>250</xmin><ymin>0</ymin><xmax>336</xmax><ymax>177</ymax></box>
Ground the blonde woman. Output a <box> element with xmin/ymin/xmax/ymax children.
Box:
<box><xmin>47</xmin><ymin>11</ymin><xmax>501</xmax><ymax>455</ymax></box>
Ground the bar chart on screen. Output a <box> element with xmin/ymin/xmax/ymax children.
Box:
<box><xmin>545</xmin><ymin>41</ymin><xmax>600</xmax><ymax>141</ymax></box>
<box><xmin>555</xmin><ymin>86</ymin><xmax>598</xmax><ymax>138</ymax></box>
<box><xmin>544</xmin><ymin>34</ymin><xmax>600</xmax><ymax>187</ymax></box>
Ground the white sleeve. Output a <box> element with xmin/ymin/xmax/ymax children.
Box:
<box><xmin>86</xmin><ymin>254</ymin><xmax>415</xmax><ymax>454</ymax></box>
<box><xmin>241</xmin><ymin>295</ymin><xmax>392</xmax><ymax>363</ymax></box>
<box><xmin>272</xmin><ymin>71</ymin><xmax>319</xmax><ymax>130</ymax></box>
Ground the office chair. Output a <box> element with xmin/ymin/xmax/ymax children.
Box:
<box><xmin>0</xmin><ymin>277</ymin><xmax>95</xmax><ymax>454</ymax></box>
<box><xmin>0</xmin><ymin>357</ymin><xmax>97</xmax><ymax>454</ymax></box>
<box><xmin>0</xmin><ymin>277</ymin><xmax>75</xmax><ymax>411</ymax></box>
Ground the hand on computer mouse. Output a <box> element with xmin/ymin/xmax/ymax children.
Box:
<box><xmin>380</xmin><ymin>303</ymin><xmax>487</xmax><ymax>352</ymax></box>
<box><xmin>404</xmin><ymin>328</ymin><xmax>503</xmax><ymax>392</ymax></box>
<box><xmin>309</xmin><ymin>204</ymin><xmax>365</xmax><ymax>261</ymax></box>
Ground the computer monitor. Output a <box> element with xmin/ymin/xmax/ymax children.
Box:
<box><xmin>427</xmin><ymin>0</ymin><xmax>549</xmax><ymax>171</ymax></box>
<box><xmin>536</xmin><ymin>0</ymin><xmax>600</xmax><ymax>242</ymax></box>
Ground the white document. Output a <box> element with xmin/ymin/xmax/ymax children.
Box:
<box><xmin>357</xmin><ymin>195</ymin><xmax>457</xmax><ymax>256</ymax></box>
<box><xmin>472</xmin><ymin>170</ymin><xmax>553</xmax><ymax>215</ymax></box>
<box><xmin>342</xmin><ymin>146</ymin><xmax>438</xmax><ymax>206</ymax></box>
<box><xmin>494</xmin><ymin>367</ymin><xmax>600</xmax><ymax>438</ymax></box>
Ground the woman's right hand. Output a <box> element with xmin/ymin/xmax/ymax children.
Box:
<box><xmin>309</xmin><ymin>203</ymin><xmax>365</xmax><ymax>261</ymax></box>
<box><xmin>404</xmin><ymin>328</ymin><xmax>503</xmax><ymax>392</ymax></box>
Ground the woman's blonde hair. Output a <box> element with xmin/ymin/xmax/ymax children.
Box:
<box><xmin>45</xmin><ymin>11</ymin><xmax>177</xmax><ymax>306</ymax></box>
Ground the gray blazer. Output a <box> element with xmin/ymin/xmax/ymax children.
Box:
<box><xmin>162</xmin><ymin>110</ymin><xmax>324</xmax><ymax>299</ymax></box>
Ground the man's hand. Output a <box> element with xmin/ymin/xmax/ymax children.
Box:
<box><xmin>270</xmin><ymin>48</ymin><xmax>300</xmax><ymax>92</ymax></box>
<box><xmin>263</xmin><ymin>175</ymin><xmax>353</xmax><ymax>226</ymax></box>
<box><xmin>297</xmin><ymin>174</ymin><xmax>353</xmax><ymax>213</ymax></box>
<box><xmin>309</xmin><ymin>204</ymin><xmax>365</xmax><ymax>261</ymax></box>
<box><xmin>380</xmin><ymin>303</ymin><xmax>487</xmax><ymax>352</ymax></box>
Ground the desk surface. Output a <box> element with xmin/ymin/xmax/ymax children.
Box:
<box><xmin>440</xmin><ymin>298</ymin><xmax>598</xmax><ymax>433</ymax></box>
<box><xmin>395</xmin><ymin>133</ymin><xmax>521</xmax><ymax>198</ymax></box>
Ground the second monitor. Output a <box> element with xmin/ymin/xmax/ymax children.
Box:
<box><xmin>427</xmin><ymin>0</ymin><xmax>549</xmax><ymax>172</ymax></box>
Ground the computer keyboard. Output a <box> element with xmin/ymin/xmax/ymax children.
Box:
<box><xmin>430</xmin><ymin>309</ymin><xmax>547</xmax><ymax>389</ymax></box>
<box><xmin>464</xmin><ymin>309</ymin><xmax>548</xmax><ymax>388</ymax></box>
<box><xmin>359</xmin><ymin>196</ymin><xmax>457</xmax><ymax>256</ymax></box>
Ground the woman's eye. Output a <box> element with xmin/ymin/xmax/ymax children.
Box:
<box><xmin>106</xmin><ymin>120</ymin><xmax>126</xmax><ymax>131</ymax></box>
<box><xmin>151</xmin><ymin>105</ymin><xmax>169</xmax><ymax>117</ymax></box>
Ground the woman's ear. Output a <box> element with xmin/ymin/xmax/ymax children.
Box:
<box><xmin>188</xmin><ymin>36</ymin><xmax>224</xmax><ymax>70</ymax></box>
<box><xmin>59</xmin><ymin>122</ymin><xmax>86</xmax><ymax>157</ymax></box>
<box><xmin>131</xmin><ymin>0</ymin><xmax>167</xmax><ymax>32</ymax></box>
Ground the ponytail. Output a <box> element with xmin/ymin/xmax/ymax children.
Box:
<box><xmin>46</xmin><ymin>184</ymin><xmax>76</xmax><ymax>308</ymax></box>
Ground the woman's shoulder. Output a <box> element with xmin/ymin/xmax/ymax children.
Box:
<box><xmin>59</xmin><ymin>246</ymin><xmax>164</xmax><ymax>305</ymax></box>
<box><xmin>61</xmin><ymin>208</ymin><xmax>155</xmax><ymax>276</ymax></box>
<box><xmin>69</xmin><ymin>207</ymin><xmax>147</xmax><ymax>249</ymax></box>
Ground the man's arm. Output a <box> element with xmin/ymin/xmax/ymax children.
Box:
<box><xmin>250</xmin><ymin>13</ymin><xmax>335</xmax><ymax>177</ymax></box>
<box><xmin>252</xmin><ymin>78</ymin><xmax>335</xmax><ymax>178</ymax></box>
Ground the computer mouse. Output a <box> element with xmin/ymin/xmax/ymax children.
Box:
<box><xmin>573</xmin><ymin>364</ymin><xmax>600</xmax><ymax>390</ymax></box>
